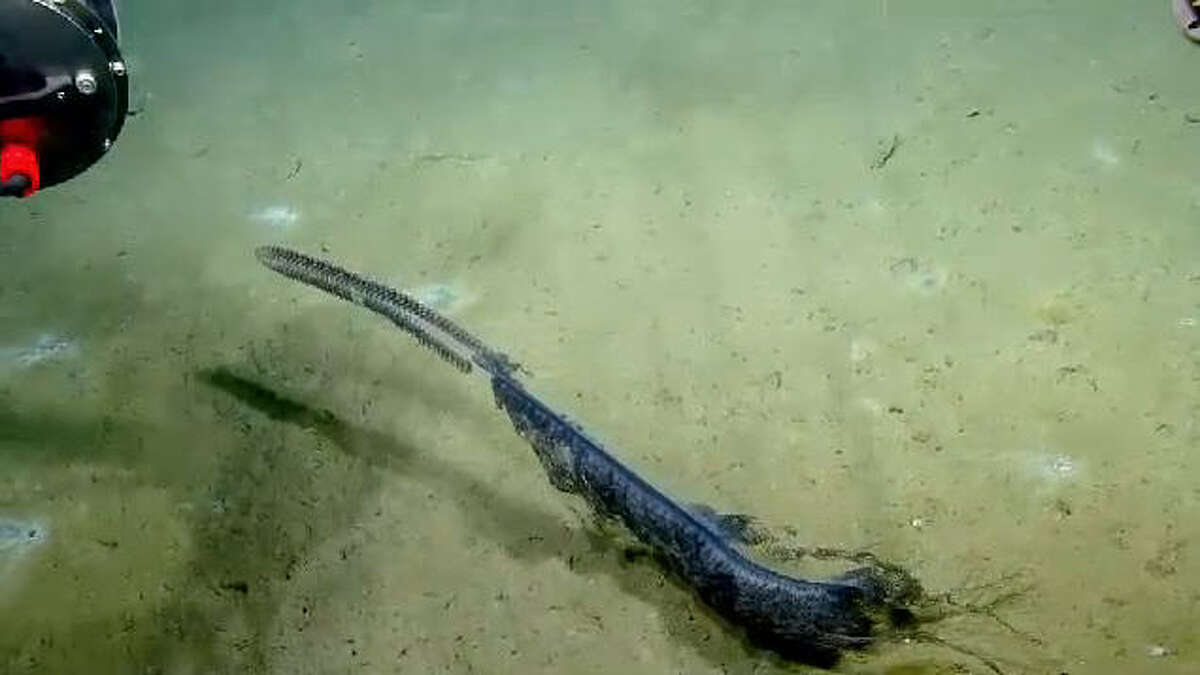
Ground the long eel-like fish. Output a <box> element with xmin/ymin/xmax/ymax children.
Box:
<box><xmin>255</xmin><ymin>245</ymin><xmax>921</xmax><ymax>665</ymax></box>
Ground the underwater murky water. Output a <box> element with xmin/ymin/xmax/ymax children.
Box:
<box><xmin>2</xmin><ymin>1</ymin><xmax>1198</xmax><ymax>674</ymax></box>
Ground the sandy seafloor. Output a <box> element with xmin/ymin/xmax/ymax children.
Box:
<box><xmin>1</xmin><ymin>0</ymin><xmax>1198</xmax><ymax>673</ymax></box>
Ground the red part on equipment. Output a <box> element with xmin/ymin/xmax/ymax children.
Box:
<box><xmin>1</xmin><ymin>117</ymin><xmax>44</xmax><ymax>197</ymax></box>
<box><xmin>1</xmin><ymin>144</ymin><xmax>41</xmax><ymax>197</ymax></box>
<box><xmin>0</xmin><ymin>117</ymin><xmax>43</xmax><ymax>146</ymax></box>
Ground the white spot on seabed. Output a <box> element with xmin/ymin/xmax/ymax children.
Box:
<box><xmin>975</xmin><ymin>447</ymin><xmax>1083</xmax><ymax>489</ymax></box>
<box><xmin>0</xmin><ymin>520</ymin><xmax>47</xmax><ymax>555</ymax></box>
<box><xmin>249</xmin><ymin>205</ymin><xmax>300</xmax><ymax>229</ymax></box>
<box><xmin>0</xmin><ymin>519</ymin><xmax>49</xmax><ymax>597</ymax></box>
<box><xmin>406</xmin><ymin>282</ymin><xmax>473</xmax><ymax>313</ymax></box>
<box><xmin>1146</xmin><ymin>643</ymin><xmax>1172</xmax><ymax>658</ymax></box>
<box><xmin>1090</xmin><ymin>140</ymin><xmax>1120</xmax><ymax>168</ymax></box>
<box><xmin>1022</xmin><ymin>450</ymin><xmax>1080</xmax><ymax>484</ymax></box>
<box><xmin>1039</xmin><ymin>453</ymin><xmax>1076</xmax><ymax>479</ymax></box>
<box><xmin>0</xmin><ymin>334</ymin><xmax>77</xmax><ymax>369</ymax></box>
<box><xmin>849</xmin><ymin>338</ymin><xmax>875</xmax><ymax>363</ymax></box>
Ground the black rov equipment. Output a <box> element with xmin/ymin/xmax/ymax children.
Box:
<box><xmin>0</xmin><ymin>0</ymin><xmax>128</xmax><ymax>197</ymax></box>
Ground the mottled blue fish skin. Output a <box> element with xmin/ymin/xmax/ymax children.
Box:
<box><xmin>490</xmin><ymin>374</ymin><xmax>910</xmax><ymax>664</ymax></box>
